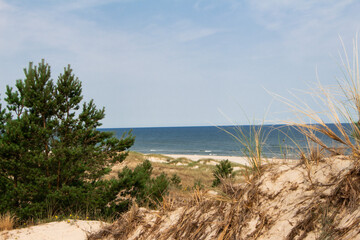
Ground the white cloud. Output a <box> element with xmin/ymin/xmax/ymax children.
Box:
<box><xmin>245</xmin><ymin>0</ymin><xmax>360</xmax><ymax>60</ymax></box>
<box><xmin>176</xmin><ymin>28</ymin><xmax>220</xmax><ymax>42</ymax></box>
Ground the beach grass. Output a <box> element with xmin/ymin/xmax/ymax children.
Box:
<box><xmin>220</xmin><ymin>124</ymin><xmax>266</xmax><ymax>176</ymax></box>
<box><xmin>271</xmin><ymin>36</ymin><xmax>360</xmax><ymax>159</ymax></box>
<box><xmin>0</xmin><ymin>212</ymin><xmax>16</xmax><ymax>231</ymax></box>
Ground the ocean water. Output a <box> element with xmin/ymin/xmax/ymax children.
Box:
<box><xmin>99</xmin><ymin>124</ymin><xmax>351</xmax><ymax>158</ymax></box>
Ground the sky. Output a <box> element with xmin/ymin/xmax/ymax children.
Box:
<box><xmin>0</xmin><ymin>0</ymin><xmax>359</xmax><ymax>128</ymax></box>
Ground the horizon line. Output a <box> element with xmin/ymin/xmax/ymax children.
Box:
<box><xmin>98</xmin><ymin>122</ymin><xmax>347</xmax><ymax>129</ymax></box>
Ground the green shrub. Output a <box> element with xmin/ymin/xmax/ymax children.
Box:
<box><xmin>170</xmin><ymin>174</ymin><xmax>182</xmax><ymax>188</ymax></box>
<box><xmin>148</xmin><ymin>173</ymin><xmax>169</xmax><ymax>205</ymax></box>
<box><xmin>116</xmin><ymin>160</ymin><xmax>169</xmax><ymax>208</ymax></box>
<box><xmin>212</xmin><ymin>160</ymin><xmax>234</xmax><ymax>187</ymax></box>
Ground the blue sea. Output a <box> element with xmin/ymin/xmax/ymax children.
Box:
<box><xmin>99</xmin><ymin>124</ymin><xmax>350</xmax><ymax>158</ymax></box>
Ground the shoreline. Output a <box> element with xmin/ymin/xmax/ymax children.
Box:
<box><xmin>145</xmin><ymin>153</ymin><xmax>299</xmax><ymax>166</ymax></box>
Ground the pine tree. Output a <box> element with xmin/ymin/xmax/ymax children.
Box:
<box><xmin>0</xmin><ymin>81</ymin><xmax>42</xmax><ymax>212</ymax></box>
<box><xmin>0</xmin><ymin>60</ymin><xmax>135</xmax><ymax>219</ymax></box>
<box><xmin>0</xmin><ymin>94</ymin><xmax>7</xmax><ymax>132</ymax></box>
<box><xmin>0</xmin><ymin>94</ymin><xmax>10</xmax><ymax>210</ymax></box>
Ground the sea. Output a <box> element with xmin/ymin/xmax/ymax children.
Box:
<box><xmin>99</xmin><ymin>124</ymin><xmax>351</xmax><ymax>158</ymax></box>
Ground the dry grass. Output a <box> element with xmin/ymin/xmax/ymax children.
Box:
<box><xmin>159</xmin><ymin>195</ymin><xmax>178</xmax><ymax>211</ymax></box>
<box><xmin>272</xmin><ymin>36</ymin><xmax>360</xmax><ymax>159</ymax></box>
<box><xmin>0</xmin><ymin>212</ymin><xmax>16</xmax><ymax>231</ymax></box>
<box><xmin>299</xmin><ymin>142</ymin><xmax>325</xmax><ymax>166</ymax></box>
<box><xmin>89</xmin><ymin>156</ymin><xmax>360</xmax><ymax>240</ymax></box>
<box><xmin>151</xmin><ymin>161</ymin><xmax>214</xmax><ymax>189</ymax></box>
<box><xmin>88</xmin><ymin>174</ymin><xmax>261</xmax><ymax>240</ymax></box>
<box><xmin>220</xmin><ymin>124</ymin><xmax>266</xmax><ymax>176</ymax></box>
<box><xmin>296</xmin><ymin>137</ymin><xmax>326</xmax><ymax>184</ymax></box>
<box><xmin>88</xmin><ymin>201</ymin><xmax>142</xmax><ymax>240</ymax></box>
<box><xmin>107</xmin><ymin>151</ymin><xmax>247</xmax><ymax>194</ymax></box>
<box><xmin>286</xmin><ymin>164</ymin><xmax>360</xmax><ymax>240</ymax></box>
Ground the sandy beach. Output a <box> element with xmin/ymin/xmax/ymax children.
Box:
<box><xmin>152</xmin><ymin>154</ymin><xmax>298</xmax><ymax>166</ymax></box>
<box><xmin>165</xmin><ymin>154</ymin><xmax>249</xmax><ymax>165</ymax></box>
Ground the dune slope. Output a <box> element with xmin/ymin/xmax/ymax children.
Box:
<box><xmin>89</xmin><ymin>156</ymin><xmax>360</xmax><ymax>240</ymax></box>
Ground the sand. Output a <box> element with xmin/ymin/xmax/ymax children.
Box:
<box><xmin>1</xmin><ymin>220</ymin><xmax>107</xmax><ymax>240</ymax></box>
<box><xmin>155</xmin><ymin>154</ymin><xmax>298</xmax><ymax>166</ymax></box>
<box><xmin>93</xmin><ymin>155</ymin><xmax>360</xmax><ymax>240</ymax></box>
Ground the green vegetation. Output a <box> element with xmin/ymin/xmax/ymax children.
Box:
<box><xmin>0</xmin><ymin>60</ymin><xmax>167</xmax><ymax>223</ymax></box>
<box><xmin>116</xmin><ymin>160</ymin><xmax>169</xmax><ymax>209</ymax></box>
<box><xmin>170</xmin><ymin>174</ymin><xmax>182</xmax><ymax>188</ymax></box>
<box><xmin>212</xmin><ymin>160</ymin><xmax>234</xmax><ymax>187</ymax></box>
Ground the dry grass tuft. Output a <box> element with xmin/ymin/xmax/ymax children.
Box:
<box><xmin>159</xmin><ymin>195</ymin><xmax>179</xmax><ymax>212</ymax></box>
<box><xmin>88</xmin><ymin>201</ymin><xmax>143</xmax><ymax>240</ymax></box>
<box><xmin>190</xmin><ymin>187</ymin><xmax>207</xmax><ymax>205</ymax></box>
<box><xmin>220</xmin><ymin>124</ymin><xmax>266</xmax><ymax>176</ymax></box>
<box><xmin>0</xmin><ymin>212</ymin><xmax>16</xmax><ymax>231</ymax></box>
<box><xmin>299</xmin><ymin>143</ymin><xmax>325</xmax><ymax>166</ymax></box>
<box><xmin>296</xmin><ymin>138</ymin><xmax>326</xmax><ymax>183</ymax></box>
<box><xmin>332</xmin><ymin>165</ymin><xmax>360</xmax><ymax>210</ymax></box>
<box><xmin>272</xmin><ymin>36</ymin><xmax>360</xmax><ymax>158</ymax></box>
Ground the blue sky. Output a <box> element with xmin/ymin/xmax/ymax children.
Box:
<box><xmin>0</xmin><ymin>0</ymin><xmax>359</xmax><ymax>127</ymax></box>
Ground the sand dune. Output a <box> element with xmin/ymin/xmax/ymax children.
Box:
<box><xmin>1</xmin><ymin>220</ymin><xmax>107</xmax><ymax>240</ymax></box>
<box><xmin>89</xmin><ymin>155</ymin><xmax>360</xmax><ymax>240</ymax></box>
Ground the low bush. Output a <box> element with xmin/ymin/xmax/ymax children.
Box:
<box><xmin>115</xmin><ymin>160</ymin><xmax>170</xmax><ymax>209</ymax></box>
<box><xmin>212</xmin><ymin>160</ymin><xmax>234</xmax><ymax>187</ymax></box>
<box><xmin>170</xmin><ymin>174</ymin><xmax>182</xmax><ymax>188</ymax></box>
